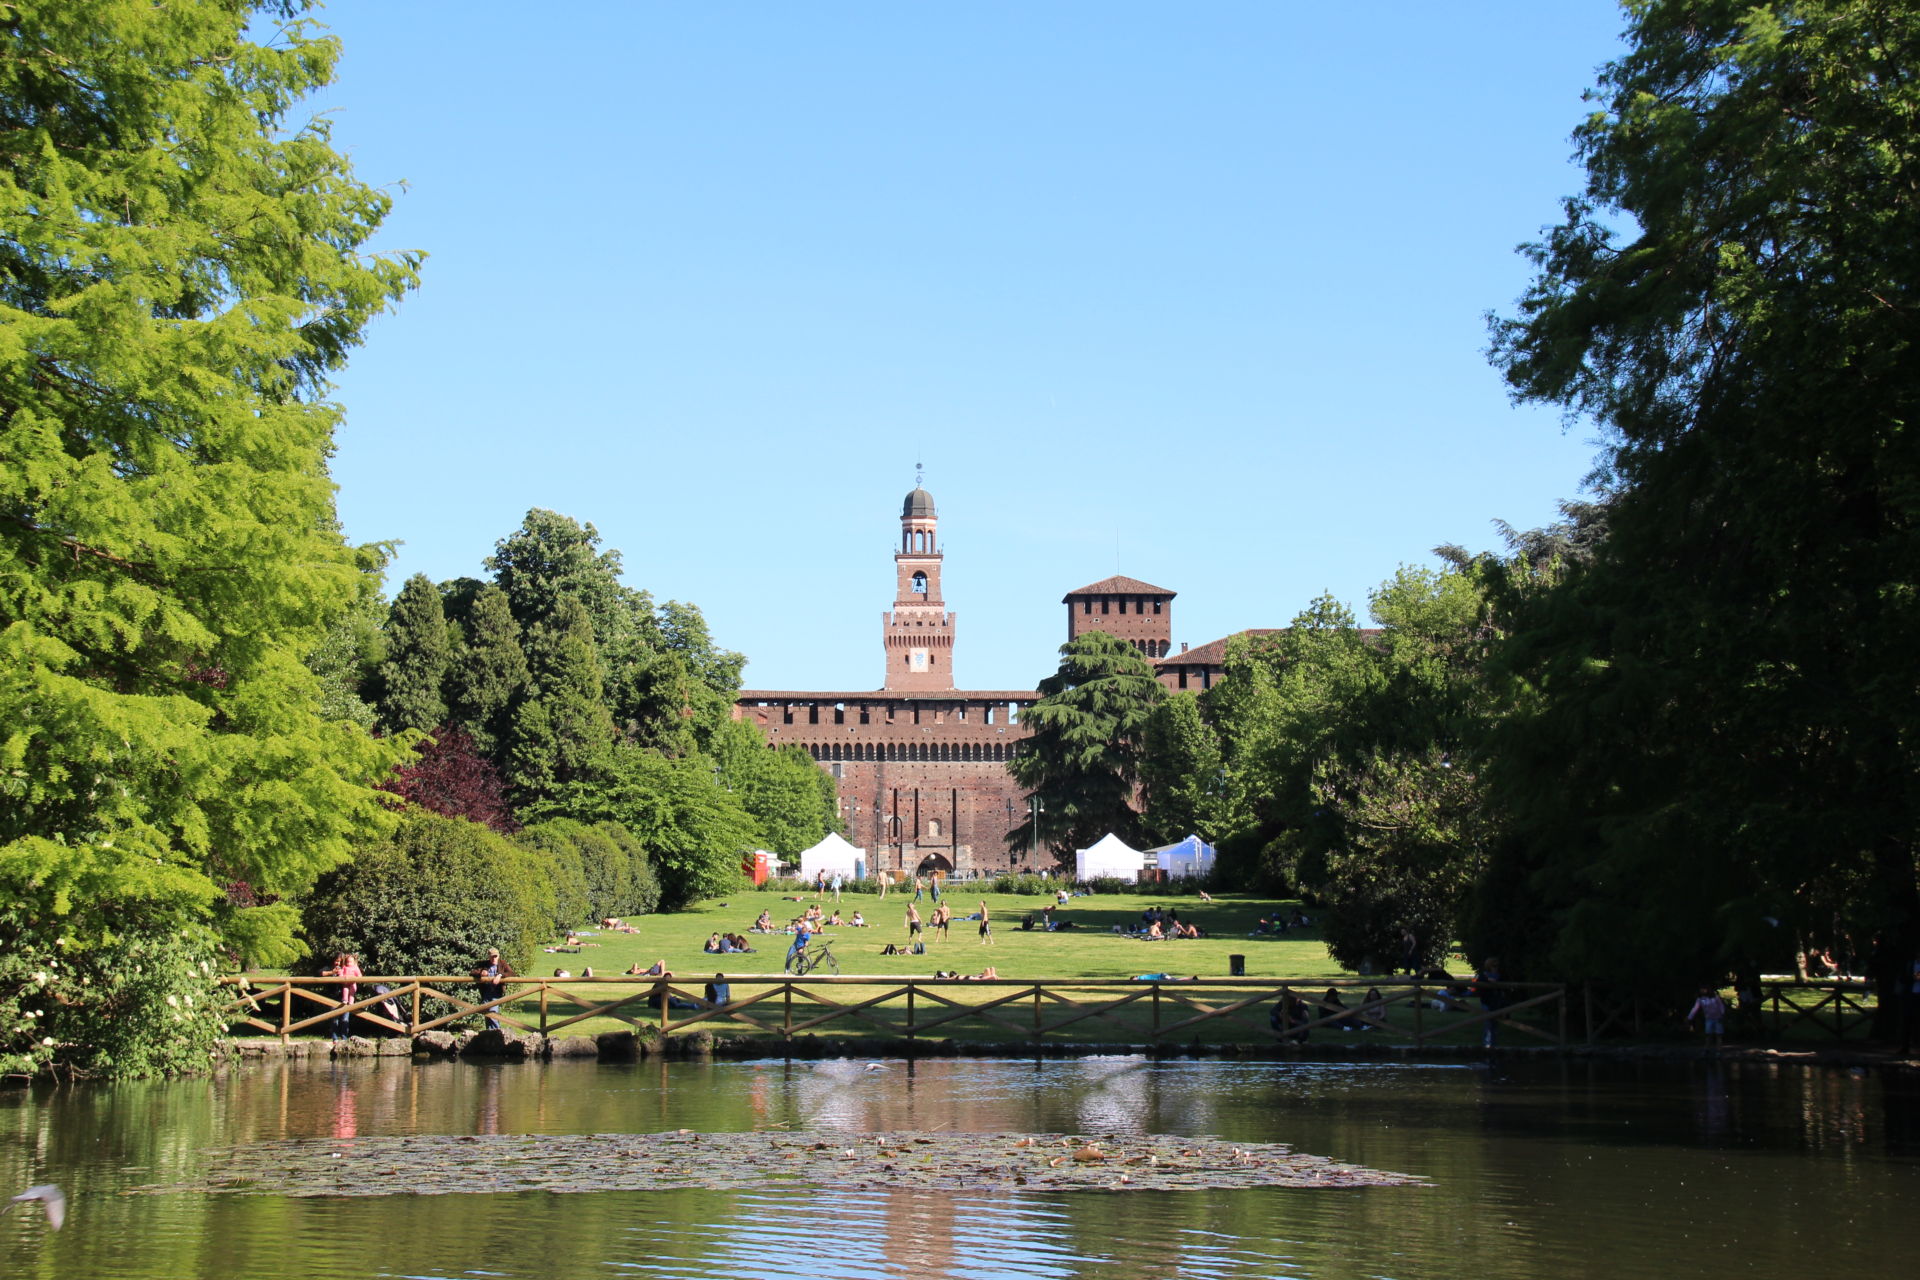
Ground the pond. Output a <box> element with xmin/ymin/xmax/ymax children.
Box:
<box><xmin>2</xmin><ymin>1053</ymin><xmax>1915</xmax><ymax>1279</ymax></box>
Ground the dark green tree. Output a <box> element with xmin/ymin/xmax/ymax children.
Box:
<box><xmin>378</xmin><ymin>572</ymin><xmax>451</xmax><ymax>734</ymax></box>
<box><xmin>448</xmin><ymin>584</ymin><xmax>527</xmax><ymax>757</ymax></box>
<box><xmin>1485</xmin><ymin>0</ymin><xmax>1920</xmax><ymax>1018</ymax></box>
<box><xmin>508</xmin><ymin>597</ymin><xmax>616</xmax><ymax>806</ymax></box>
<box><xmin>304</xmin><ymin>810</ymin><xmax>551</xmax><ymax>981</ymax></box>
<box><xmin>1010</xmin><ymin>631</ymin><xmax>1166</xmax><ymax>862</ymax></box>
<box><xmin>1140</xmin><ymin>693</ymin><xmax>1225</xmax><ymax>845</ymax></box>
<box><xmin>0</xmin><ymin>0</ymin><xmax>419</xmax><ymax>989</ymax></box>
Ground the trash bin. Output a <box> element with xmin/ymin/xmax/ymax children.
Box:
<box><xmin>1229</xmin><ymin>954</ymin><xmax>1246</xmax><ymax>977</ymax></box>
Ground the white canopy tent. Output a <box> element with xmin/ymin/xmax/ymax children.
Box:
<box><xmin>1148</xmin><ymin>834</ymin><xmax>1217</xmax><ymax>879</ymax></box>
<box><xmin>1074</xmin><ymin>832</ymin><xmax>1143</xmax><ymax>883</ymax></box>
<box><xmin>797</xmin><ymin>831</ymin><xmax>865</xmax><ymax>881</ymax></box>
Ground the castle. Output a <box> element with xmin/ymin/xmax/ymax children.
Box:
<box><xmin>733</xmin><ymin>484</ymin><xmax>1244</xmax><ymax>876</ymax></box>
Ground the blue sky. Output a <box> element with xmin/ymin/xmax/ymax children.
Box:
<box><xmin>314</xmin><ymin>2</ymin><xmax>1626</xmax><ymax>692</ymax></box>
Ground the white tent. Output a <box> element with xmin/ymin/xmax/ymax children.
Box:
<box><xmin>798</xmin><ymin>831</ymin><xmax>865</xmax><ymax>881</ymax></box>
<box><xmin>1149</xmin><ymin>834</ymin><xmax>1216</xmax><ymax>879</ymax></box>
<box><xmin>1075</xmin><ymin>832</ymin><xmax>1143</xmax><ymax>883</ymax></box>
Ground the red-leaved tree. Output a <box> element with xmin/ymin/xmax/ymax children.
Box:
<box><xmin>380</xmin><ymin>726</ymin><xmax>520</xmax><ymax>833</ymax></box>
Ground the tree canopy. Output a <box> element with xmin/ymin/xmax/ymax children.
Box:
<box><xmin>0</xmin><ymin>0</ymin><xmax>419</xmax><ymax>973</ymax></box>
<box><xmin>1484</xmin><ymin>0</ymin><xmax>1920</xmax><ymax>1012</ymax></box>
<box><xmin>1010</xmin><ymin>631</ymin><xmax>1166</xmax><ymax>861</ymax></box>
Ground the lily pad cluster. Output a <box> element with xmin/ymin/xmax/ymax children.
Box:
<box><xmin>127</xmin><ymin>1130</ymin><xmax>1423</xmax><ymax>1197</ymax></box>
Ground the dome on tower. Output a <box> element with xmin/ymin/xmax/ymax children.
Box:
<box><xmin>902</xmin><ymin>487</ymin><xmax>936</xmax><ymax>519</ymax></box>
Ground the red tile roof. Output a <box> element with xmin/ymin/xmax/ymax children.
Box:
<box><xmin>1155</xmin><ymin>627</ymin><xmax>1384</xmax><ymax>669</ymax></box>
<box><xmin>1061</xmin><ymin>575</ymin><xmax>1177</xmax><ymax>601</ymax></box>
<box><xmin>1154</xmin><ymin>629</ymin><xmax>1285</xmax><ymax>668</ymax></box>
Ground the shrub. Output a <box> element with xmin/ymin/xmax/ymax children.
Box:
<box><xmin>0</xmin><ymin>897</ymin><xmax>225</xmax><ymax>1079</ymax></box>
<box><xmin>303</xmin><ymin>810</ymin><xmax>549</xmax><ymax>979</ymax></box>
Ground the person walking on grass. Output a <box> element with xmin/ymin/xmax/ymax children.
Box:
<box><xmin>978</xmin><ymin>900</ymin><xmax>993</xmax><ymax>945</ymax></box>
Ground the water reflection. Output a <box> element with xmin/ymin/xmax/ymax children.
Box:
<box><xmin>0</xmin><ymin>1056</ymin><xmax>1915</xmax><ymax>1280</ymax></box>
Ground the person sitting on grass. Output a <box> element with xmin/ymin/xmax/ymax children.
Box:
<box><xmin>1145</xmin><ymin>920</ymin><xmax>1165</xmax><ymax>941</ymax></box>
<box><xmin>753</xmin><ymin>909</ymin><xmax>776</xmax><ymax>933</ymax></box>
<box><xmin>704</xmin><ymin>932</ymin><xmax>726</xmax><ymax>953</ymax></box>
<box><xmin>724</xmin><ymin>933</ymin><xmax>754</xmax><ymax>953</ymax></box>
<box><xmin>850</xmin><ymin>910</ymin><xmax>868</xmax><ymax>927</ymax></box>
<box><xmin>828</xmin><ymin>909</ymin><xmax>845</xmax><ymax>926</ymax></box>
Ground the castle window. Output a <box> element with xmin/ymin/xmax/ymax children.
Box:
<box><xmin>928</xmin><ymin>819</ymin><xmax>941</xmax><ymax>838</ymax></box>
<box><xmin>1178</xmin><ymin>670</ymin><xmax>1189</xmax><ymax>690</ymax></box>
<box><xmin>834</xmin><ymin>702</ymin><xmax>846</xmax><ymax>725</ymax></box>
<box><xmin>1100</xmin><ymin>599</ymin><xmax>1110</xmax><ymax>614</ymax></box>
<box><xmin>859</xmin><ymin>707</ymin><xmax>870</xmax><ymax>724</ymax></box>
<box><xmin>1152</xmin><ymin>600</ymin><xmax>1163</xmax><ymax>614</ymax></box>
<box><xmin>1082</xmin><ymin>600</ymin><xmax>1091</xmax><ymax>614</ymax></box>
<box><xmin>912</xmin><ymin>571</ymin><xmax>927</xmax><ymax>594</ymax></box>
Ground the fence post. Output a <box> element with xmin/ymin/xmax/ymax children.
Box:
<box><xmin>1033</xmin><ymin>985</ymin><xmax>1042</xmax><ymax>1041</ymax></box>
<box><xmin>784</xmin><ymin>982</ymin><xmax>792</xmax><ymax>1039</ymax></box>
<box><xmin>1152</xmin><ymin>984</ymin><xmax>1161</xmax><ymax>1038</ymax></box>
<box><xmin>906</xmin><ymin>983</ymin><xmax>916</xmax><ymax>1040</ymax></box>
<box><xmin>540</xmin><ymin>984</ymin><xmax>549</xmax><ymax>1036</ymax></box>
<box><xmin>410</xmin><ymin>983</ymin><xmax>421</xmax><ymax>1035</ymax></box>
<box><xmin>279</xmin><ymin>981</ymin><xmax>291</xmax><ymax>1039</ymax></box>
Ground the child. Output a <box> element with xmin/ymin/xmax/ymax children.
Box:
<box><xmin>1686</xmin><ymin>985</ymin><xmax>1729</xmax><ymax>1052</ymax></box>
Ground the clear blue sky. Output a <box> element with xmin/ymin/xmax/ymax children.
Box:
<box><xmin>314</xmin><ymin>2</ymin><xmax>1626</xmax><ymax>692</ymax></box>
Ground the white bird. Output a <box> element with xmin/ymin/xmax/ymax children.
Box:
<box><xmin>864</xmin><ymin>1062</ymin><xmax>887</xmax><ymax>1072</ymax></box>
<box><xmin>4</xmin><ymin>1185</ymin><xmax>65</xmax><ymax>1231</ymax></box>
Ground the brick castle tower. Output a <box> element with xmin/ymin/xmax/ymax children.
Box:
<box><xmin>883</xmin><ymin>481</ymin><xmax>955</xmax><ymax>690</ymax></box>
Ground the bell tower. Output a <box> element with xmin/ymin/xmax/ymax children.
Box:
<box><xmin>882</xmin><ymin>473</ymin><xmax>956</xmax><ymax>690</ymax></box>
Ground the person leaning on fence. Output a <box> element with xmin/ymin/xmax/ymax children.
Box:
<box><xmin>471</xmin><ymin>948</ymin><xmax>513</xmax><ymax>1031</ymax></box>
<box><xmin>323</xmin><ymin>952</ymin><xmax>361</xmax><ymax>1041</ymax></box>
<box><xmin>1686</xmin><ymin>985</ymin><xmax>1729</xmax><ymax>1052</ymax></box>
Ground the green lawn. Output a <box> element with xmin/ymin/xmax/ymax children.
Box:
<box><xmin>544</xmin><ymin>887</ymin><xmax>1346</xmax><ymax>984</ymax></box>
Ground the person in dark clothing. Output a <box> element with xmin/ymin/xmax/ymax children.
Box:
<box><xmin>471</xmin><ymin>948</ymin><xmax>514</xmax><ymax>1031</ymax></box>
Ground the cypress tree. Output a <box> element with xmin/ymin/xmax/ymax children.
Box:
<box><xmin>449</xmin><ymin>585</ymin><xmax>528</xmax><ymax>757</ymax></box>
<box><xmin>378</xmin><ymin>573</ymin><xmax>451</xmax><ymax>733</ymax></box>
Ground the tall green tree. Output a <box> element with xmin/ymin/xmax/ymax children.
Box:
<box><xmin>507</xmin><ymin>597</ymin><xmax>615</xmax><ymax>806</ymax></box>
<box><xmin>378</xmin><ymin>572</ymin><xmax>451</xmax><ymax>734</ymax></box>
<box><xmin>1140</xmin><ymin>693</ymin><xmax>1225</xmax><ymax>845</ymax></box>
<box><xmin>1010</xmin><ymin>631</ymin><xmax>1166</xmax><ymax>862</ymax></box>
<box><xmin>1486</xmin><ymin>0</ymin><xmax>1920</xmax><ymax>1017</ymax></box>
<box><xmin>0</xmin><ymin>0</ymin><xmax>419</xmax><ymax>975</ymax></box>
<box><xmin>550</xmin><ymin>745</ymin><xmax>753</xmax><ymax>909</ymax></box>
<box><xmin>448</xmin><ymin>584</ymin><xmax>527</xmax><ymax>756</ymax></box>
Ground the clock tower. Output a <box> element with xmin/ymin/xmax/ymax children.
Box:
<box><xmin>882</xmin><ymin>479</ymin><xmax>955</xmax><ymax>691</ymax></box>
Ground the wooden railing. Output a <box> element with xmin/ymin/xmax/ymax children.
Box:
<box><xmin>219</xmin><ymin>975</ymin><xmax>1575</xmax><ymax>1047</ymax></box>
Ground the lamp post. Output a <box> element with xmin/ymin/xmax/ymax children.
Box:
<box><xmin>1028</xmin><ymin>797</ymin><xmax>1045</xmax><ymax>868</ymax></box>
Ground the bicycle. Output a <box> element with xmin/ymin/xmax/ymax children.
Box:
<box><xmin>785</xmin><ymin>936</ymin><xmax>840</xmax><ymax>976</ymax></box>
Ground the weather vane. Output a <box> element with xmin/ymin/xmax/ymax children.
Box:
<box><xmin>915</xmin><ymin>460</ymin><xmax>924</xmax><ymax>488</ymax></box>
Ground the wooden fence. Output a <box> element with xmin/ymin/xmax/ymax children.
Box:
<box><xmin>220</xmin><ymin>974</ymin><xmax>1575</xmax><ymax>1047</ymax></box>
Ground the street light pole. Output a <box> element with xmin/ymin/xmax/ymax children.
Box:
<box><xmin>1029</xmin><ymin>797</ymin><xmax>1045</xmax><ymax>868</ymax></box>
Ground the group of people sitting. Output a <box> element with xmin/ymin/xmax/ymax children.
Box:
<box><xmin>1269</xmin><ymin>987</ymin><xmax>1388</xmax><ymax>1038</ymax></box>
<box><xmin>1250</xmin><ymin>908</ymin><xmax>1313</xmax><ymax>936</ymax></box>
<box><xmin>1120</xmin><ymin>906</ymin><xmax>1203</xmax><ymax>940</ymax></box>
<box><xmin>703</xmin><ymin>932</ymin><xmax>757</xmax><ymax>954</ymax></box>
<box><xmin>749</xmin><ymin>905</ymin><xmax>869</xmax><ymax>935</ymax></box>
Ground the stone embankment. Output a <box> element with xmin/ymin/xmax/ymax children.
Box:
<box><xmin>217</xmin><ymin>1033</ymin><xmax>1920</xmax><ymax>1069</ymax></box>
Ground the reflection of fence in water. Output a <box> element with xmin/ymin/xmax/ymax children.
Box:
<box><xmin>221</xmin><ymin>975</ymin><xmax>1884</xmax><ymax>1046</ymax></box>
